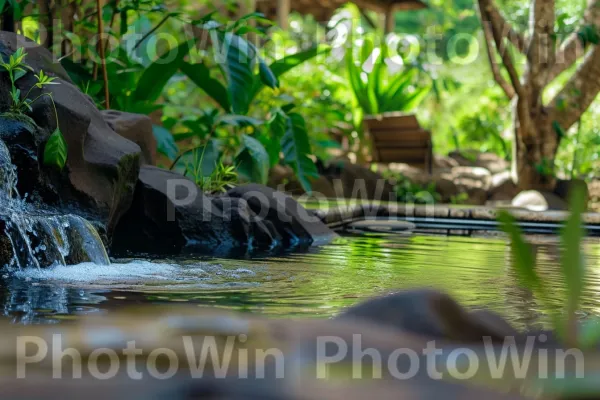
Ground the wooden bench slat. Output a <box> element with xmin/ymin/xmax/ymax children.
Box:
<box><xmin>371</xmin><ymin>129</ymin><xmax>431</xmax><ymax>143</ymax></box>
<box><xmin>365</xmin><ymin>114</ymin><xmax>420</xmax><ymax>130</ymax></box>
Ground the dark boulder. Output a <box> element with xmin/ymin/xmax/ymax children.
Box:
<box><xmin>112</xmin><ymin>166</ymin><xmax>236</xmax><ymax>255</ymax></box>
<box><xmin>554</xmin><ymin>178</ymin><xmax>589</xmax><ymax>204</ymax></box>
<box><xmin>0</xmin><ymin>32</ymin><xmax>141</xmax><ymax>232</ymax></box>
<box><xmin>227</xmin><ymin>184</ymin><xmax>338</xmax><ymax>246</ymax></box>
<box><xmin>0</xmin><ymin>116</ymin><xmax>56</xmax><ymax>201</ymax></box>
<box><xmin>112</xmin><ymin>167</ymin><xmax>337</xmax><ymax>256</ymax></box>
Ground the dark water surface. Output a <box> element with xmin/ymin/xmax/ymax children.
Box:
<box><xmin>2</xmin><ymin>232</ymin><xmax>600</xmax><ymax>329</ymax></box>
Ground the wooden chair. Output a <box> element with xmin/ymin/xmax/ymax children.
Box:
<box><xmin>364</xmin><ymin>113</ymin><xmax>433</xmax><ymax>173</ymax></box>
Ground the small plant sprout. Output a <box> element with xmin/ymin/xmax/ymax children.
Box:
<box><xmin>498</xmin><ymin>186</ymin><xmax>600</xmax><ymax>348</ymax></box>
<box><xmin>0</xmin><ymin>48</ymin><xmax>67</xmax><ymax>170</ymax></box>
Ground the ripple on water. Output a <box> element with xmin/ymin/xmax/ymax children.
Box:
<box><xmin>11</xmin><ymin>261</ymin><xmax>262</xmax><ymax>291</ymax></box>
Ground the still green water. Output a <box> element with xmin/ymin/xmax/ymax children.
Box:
<box><xmin>3</xmin><ymin>232</ymin><xmax>600</xmax><ymax>329</ymax></box>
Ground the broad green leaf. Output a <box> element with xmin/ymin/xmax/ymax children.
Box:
<box><xmin>152</xmin><ymin>125</ymin><xmax>178</xmax><ymax>161</ymax></box>
<box><xmin>43</xmin><ymin>128</ymin><xmax>68</xmax><ymax>170</ymax></box>
<box><xmin>133</xmin><ymin>41</ymin><xmax>190</xmax><ymax>104</ymax></box>
<box><xmin>266</xmin><ymin>108</ymin><xmax>287</xmax><ymax>166</ymax></box>
<box><xmin>231</xmin><ymin>12</ymin><xmax>271</xmax><ymax>31</ymax></box>
<box><xmin>217</xmin><ymin>114</ymin><xmax>263</xmax><ymax>128</ymax></box>
<box><xmin>346</xmin><ymin>42</ymin><xmax>374</xmax><ymax>114</ymax></box>
<box><xmin>258</xmin><ymin>58</ymin><xmax>278</xmax><ymax>90</ymax></box>
<box><xmin>213</xmin><ymin>32</ymin><xmax>257</xmax><ymax>115</ymax></box>
<box><xmin>248</xmin><ymin>45</ymin><xmax>330</xmax><ymax>103</ymax></box>
<box><xmin>235</xmin><ymin>26</ymin><xmax>263</xmax><ymax>36</ymax></box>
<box><xmin>235</xmin><ymin>134</ymin><xmax>269</xmax><ymax>184</ymax></box>
<box><xmin>281</xmin><ymin>113</ymin><xmax>319</xmax><ymax>192</ymax></box>
<box><xmin>180</xmin><ymin>62</ymin><xmax>231</xmax><ymax>112</ymax></box>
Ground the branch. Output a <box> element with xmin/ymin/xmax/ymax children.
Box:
<box><xmin>482</xmin><ymin>0</ymin><xmax>527</xmax><ymax>53</ymax></box>
<box><xmin>479</xmin><ymin>0</ymin><xmax>525</xmax><ymax>97</ymax></box>
<box><xmin>481</xmin><ymin>19</ymin><xmax>516</xmax><ymax>98</ymax></box>
<box><xmin>551</xmin><ymin>45</ymin><xmax>600</xmax><ymax>131</ymax></box>
<box><xmin>549</xmin><ymin>0</ymin><xmax>600</xmax><ymax>82</ymax></box>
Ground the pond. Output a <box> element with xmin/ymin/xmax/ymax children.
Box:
<box><xmin>3</xmin><ymin>231</ymin><xmax>600</xmax><ymax>329</ymax></box>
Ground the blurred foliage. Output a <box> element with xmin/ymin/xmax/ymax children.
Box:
<box><xmin>7</xmin><ymin>0</ymin><xmax>600</xmax><ymax>190</ymax></box>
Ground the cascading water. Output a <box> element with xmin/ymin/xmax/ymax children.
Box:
<box><xmin>0</xmin><ymin>139</ymin><xmax>110</xmax><ymax>269</ymax></box>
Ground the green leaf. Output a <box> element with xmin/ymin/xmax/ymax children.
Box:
<box><xmin>553</xmin><ymin>121</ymin><xmax>566</xmax><ymax>138</ymax></box>
<box><xmin>498</xmin><ymin>211</ymin><xmax>563</xmax><ymax>333</ymax></box>
<box><xmin>13</xmin><ymin>68</ymin><xmax>27</xmax><ymax>82</ymax></box>
<box><xmin>235</xmin><ymin>26</ymin><xmax>264</xmax><ymax>36</ymax></box>
<box><xmin>281</xmin><ymin>113</ymin><xmax>319</xmax><ymax>192</ymax></box>
<box><xmin>214</xmin><ymin>31</ymin><xmax>257</xmax><ymax>115</ymax></box>
<box><xmin>248</xmin><ymin>44</ymin><xmax>330</xmax><ymax>104</ymax></box>
<box><xmin>133</xmin><ymin>41</ymin><xmax>190</xmax><ymax>104</ymax></box>
<box><xmin>258</xmin><ymin>58</ymin><xmax>278</xmax><ymax>90</ymax></box>
<box><xmin>560</xmin><ymin>185</ymin><xmax>587</xmax><ymax>316</ymax></box>
<box><xmin>43</xmin><ymin>128</ymin><xmax>68</xmax><ymax>171</ymax></box>
<box><xmin>235</xmin><ymin>134</ymin><xmax>269</xmax><ymax>184</ymax></box>
<box><xmin>231</xmin><ymin>12</ymin><xmax>271</xmax><ymax>31</ymax></box>
<box><xmin>180</xmin><ymin>62</ymin><xmax>231</xmax><ymax>112</ymax></box>
<box><xmin>217</xmin><ymin>114</ymin><xmax>263</xmax><ymax>128</ymax></box>
<box><xmin>266</xmin><ymin>108</ymin><xmax>287</xmax><ymax>166</ymax></box>
<box><xmin>578</xmin><ymin>24</ymin><xmax>600</xmax><ymax>46</ymax></box>
<box><xmin>152</xmin><ymin>125</ymin><xmax>179</xmax><ymax>161</ymax></box>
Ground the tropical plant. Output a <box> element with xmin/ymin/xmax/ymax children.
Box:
<box><xmin>165</xmin><ymin>13</ymin><xmax>328</xmax><ymax>191</ymax></box>
<box><xmin>0</xmin><ymin>48</ymin><xmax>67</xmax><ymax>171</ymax></box>
<box><xmin>498</xmin><ymin>186</ymin><xmax>600</xmax><ymax>348</ymax></box>
<box><xmin>345</xmin><ymin>34</ymin><xmax>431</xmax><ymax>116</ymax></box>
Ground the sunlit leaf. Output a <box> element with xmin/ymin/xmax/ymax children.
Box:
<box><xmin>258</xmin><ymin>58</ymin><xmax>279</xmax><ymax>90</ymax></box>
<box><xmin>133</xmin><ymin>41</ymin><xmax>190</xmax><ymax>103</ymax></box>
<box><xmin>214</xmin><ymin>32</ymin><xmax>257</xmax><ymax>115</ymax></box>
<box><xmin>281</xmin><ymin>113</ymin><xmax>319</xmax><ymax>192</ymax></box>
<box><xmin>181</xmin><ymin>62</ymin><xmax>231</xmax><ymax>112</ymax></box>
<box><xmin>43</xmin><ymin>128</ymin><xmax>68</xmax><ymax>171</ymax></box>
<box><xmin>235</xmin><ymin>134</ymin><xmax>269</xmax><ymax>184</ymax></box>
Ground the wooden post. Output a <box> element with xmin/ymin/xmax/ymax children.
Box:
<box><xmin>277</xmin><ymin>0</ymin><xmax>291</xmax><ymax>30</ymax></box>
<box><xmin>384</xmin><ymin>5</ymin><xmax>395</xmax><ymax>34</ymax></box>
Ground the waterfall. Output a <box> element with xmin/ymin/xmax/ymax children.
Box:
<box><xmin>0</xmin><ymin>139</ymin><xmax>110</xmax><ymax>269</ymax></box>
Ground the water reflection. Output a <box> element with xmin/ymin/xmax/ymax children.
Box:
<box><xmin>1</xmin><ymin>233</ymin><xmax>600</xmax><ymax>330</ymax></box>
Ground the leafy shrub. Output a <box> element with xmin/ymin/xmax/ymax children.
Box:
<box><xmin>0</xmin><ymin>48</ymin><xmax>67</xmax><ymax>170</ymax></box>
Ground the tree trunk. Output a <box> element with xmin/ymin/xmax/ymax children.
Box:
<box><xmin>512</xmin><ymin>96</ymin><xmax>559</xmax><ymax>191</ymax></box>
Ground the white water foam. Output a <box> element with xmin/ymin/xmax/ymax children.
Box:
<box><xmin>11</xmin><ymin>260</ymin><xmax>260</xmax><ymax>291</ymax></box>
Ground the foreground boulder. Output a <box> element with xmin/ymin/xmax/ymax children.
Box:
<box><xmin>1</xmin><ymin>289</ymin><xmax>593</xmax><ymax>399</ymax></box>
<box><xmin>112</xmin><ymin>166</ymin><xmax>337</xmax><ymax>256</ymax></box>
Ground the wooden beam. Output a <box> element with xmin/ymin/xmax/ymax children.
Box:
<box><xmin>384</xmin><ymin>4</ymin><xmax>396</xmax><ymax>34</ymax></box>
<box><xmin>277</xmin><ymin>0</ymin><xmax>291</xmax><ymax>29</ymax></box>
